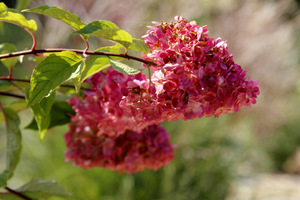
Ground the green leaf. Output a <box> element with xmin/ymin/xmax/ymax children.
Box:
<box><xmin>74</xmin><ymin>20</ymin><xmax>132</xmax><ymax>48</ymax></box>
<box><xmin>0</xmin><ymin>3</ymin><xmax>37</xmax><ymax>33</ymax></box>
<box><xmin>30</xmin><ymin>92</ymin><xmax>55</xmax><ymax>139</ymax></box>
<box><xmin>80</xmin><ymin>45</ymin><xmax>124</xmax><ymax>82</ymax></box>
<box><xmin>16</xmin><ymin>0</ymin><xmax>32</xmax><ymax>11</ymax></box>
<box><xmin>0</xmin><ymin>43</ymin><xmax>18</xmax><ymax>70</ymax></box>
<box><xmin>128</xmin><ymin>38</ymin><xmax>150</xmax><ymax>54</ymax></box>
<box><xmin>0</xmin><ymin>107</ymin><xmax>22</xmax><ymax>180</ymax></box>
<box><xmin>0</xmin><ymin>170</ymin><xmax>9</xmax><ymax>188</ymax></box>
<box><xmin>0</xmin><ymin>180</ymin><xmax>71</xmax><ymax>199</ymax></box>
<box><xmin>28</xmin><ymin>51</ymin><xmax>82</xmax><ymax>106</ymax></box>
<box><xmin>23</xmin><ymin>5</ymin><xmax>86</xmax><ymax>31</ymax></box>
<box><xmin>16</xmin><ymin>180</ymin><xmax>71</xmax><ymax>199</ymax></box>
<box><xmin>0</xmin><ymin>100</ymin><xmax>28</xmax><ymax>125</ymax></box>
<box><xmin>109</xmin><ymin>58</ymin><xmax>141</xmax><ymax>75</ymax></box>
<box><xmin>26</xmin><ymin>100</ymin><xmax>75</xmax><ymax>130</ymax></box>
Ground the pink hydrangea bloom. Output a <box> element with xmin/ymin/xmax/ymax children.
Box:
<box><xmin>65</xmin><ymin>68</ymin><xmax>174</xmax><ymax>173</ymax></box>
<box><xmin>65</xmin><ymin>123</ymin><xmax>174</xmax><ymax>173</ymax></box>
<box><xmin>120</xmin><ymin>16</ymin><xmax>260</xmax><ymax>125</ymax></box>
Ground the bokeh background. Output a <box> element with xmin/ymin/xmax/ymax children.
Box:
<box><xmin>0</xmin><ymin>0</ymin><xmax>300</xmax><ymax>199</ymax></box>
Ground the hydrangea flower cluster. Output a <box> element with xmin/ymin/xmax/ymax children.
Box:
<box><xmin>120</xmin><ymin>16</ymin><xmax>260</xmax><ymax>125</ymax></box>
<box><xmin>65</xmin><ymin>68</ymin><xmax>174</xmax><ymax>173</ymax></box>
<box><xmin>65</xmin><ymin>16</ymin><xmax>259</xmax><ymax>173</ymax></box>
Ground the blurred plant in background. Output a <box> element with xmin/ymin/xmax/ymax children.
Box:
<box><xmin>0</xmin><ymin>0</ymin><xmax>300</xmax><ymax>199</ymax></box>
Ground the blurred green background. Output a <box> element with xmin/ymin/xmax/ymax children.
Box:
<box><xmin>1</xmin><ymin>0</ymin><xmax>300</xmax><ymax>199</ymax></box>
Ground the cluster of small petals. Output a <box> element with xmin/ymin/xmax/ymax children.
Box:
<box><xmin>69</xmin><ymin>68</ymin><xmax>150</xmax><ymax>137</ymax></box>
<box><xmin>121</xmin><ymin>16</ymin><xmax>260</xmax><ymax>125</ymax></box>
<box><xmin>65</xmin><ymin>123</ymin><xmax>174</xmax><ymax>173</ymax></box>
<box><xmin>65</xmin><ymin>67</ymin><xmax>174</xmax><ymax>173</ymax></box>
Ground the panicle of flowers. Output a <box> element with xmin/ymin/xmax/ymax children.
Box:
<box><xmin>65</xmin><ymin>123</ymin><xmax>174</xmax><ymax>173</ymax></box>
<box><xmin>120</xmin><ymin>16</ymin><xmax>260</xmax><ymax>126</ymax></box>
<box><xmin>65</xmin><ymin>67</ymin><xmax>174</xmax><ymax>173</ymax></box>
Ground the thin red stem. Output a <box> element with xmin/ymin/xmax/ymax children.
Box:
<box><xmin>0</xmin><ymin>48</ymin><xmax>158</xmax><ymax>66</ymax></box>
<box><xmin>80</xmin><ymin>35</ymin><xmax>89</xmax><ymax>59</ymax></box>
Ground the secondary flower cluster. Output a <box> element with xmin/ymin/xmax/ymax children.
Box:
<box><xmin>65</xmin><ymin>68</ymin><xmax>174</xmax><ymax>173</ymax></box>
<box><xmin>65</xmin><ymin>16</ymin><xmax>259</xmax><ymax>173</ymax></box>
<box><xmin>120</xmin><ymin>16</ymin><xmax>260</xmax><ymax>126</ymax></box>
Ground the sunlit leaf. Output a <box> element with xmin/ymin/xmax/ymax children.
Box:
<box><xmin>28</xmin><ymin>51</ymin><xmax>82</xmax><ymax>106</ymax></box>
<box><xmin>0</xmin><ymin>2</ymin><xmax>37</xmax><ymax>33</ymax></box>
<box><xmin>23</xmin><ymin>5</ymin><xmax>86</xmax><ymax>31</ymax></box>
<box><xmin>109</xmin><ymin>58</ymin><xmax>141</xmax><ymax>75</ymax></box>
<box><xmin>80</xmin><ymin>45</ymin><xmax>124</xmax><ymax>82</ymax></box>
<box><xmin>128</xmin><ymin>38</ymin><xmax>150</xmax><ymax>54</ymax></box>
<box><xmin>74</xmin><ymin>20</ymin><xmax>132</xmax><ymax>48</ymax></box>
<box><xmin>0</xmin><ymin>43</ymin><xmax>18</xmax><ymax>70</ymax></box>
<box><xmin>0</xmin><ymin>107</ymin><xmax>22</xmax><ymax>181</ymax></box>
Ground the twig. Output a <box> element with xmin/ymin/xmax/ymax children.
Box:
<box><xmin>0</xmin><ymin>77</ymin><xmax>92</xmax><ymax>91</ymax></box>
<box><xmin>0</xmin><ymin>92</ymin><xmax>25</xmax><ymax>99</ymax></box>
<box><xmin>0</xmin><ymin>48</ymin><xmax>158</xmax><ymax>66</ymax></box>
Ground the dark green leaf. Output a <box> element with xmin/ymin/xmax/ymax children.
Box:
<box><xmin>0</xmin><ymin>3</ymin><xmax>37</xmax><ymax>33</ymax></box>
<box><xmin>74</xmin><ymin>20</ymin><xmax>132</xmax><ymax>48</ymax></box>
<box><xmin>30</xmin><ymin>92</ymin><xmax>55</xmax><ymax>139</ymax></box>
<box><xmin>26</xmin><ymin>100</ymin><xmax>75</xmax><ymax>130</ymax></box>
<box><xmin>80</xmin><ymin>45</ymin><xmax>124</xmax><ymax>82</ymax></box>
<box><xmin>0</xmin><ymin>43</ymin><xmax>18</xmax><ymax>70</ymax></box>
<box><xmin>0</xmin><ymin>107</ymin><xmax>22</xmax><ymax>180</ymax></box>
<box><xmin>23</xmin><ymin>5</ymin><xmax>86</xmax><ymax>31</ymax></box>
<box><xmin>109</xmin><ymin>58</ymin><xmax>141</xmax><ymax>75</ymax></box>
<box><xmin>28</xmin><ymin>51</ymin><xmax>82</xmax><ymax>106</ymax></box>
<box><xmin>0</xmin><ymin>170</ymin><xmax>9</xmax><ymax>188</ymax></box>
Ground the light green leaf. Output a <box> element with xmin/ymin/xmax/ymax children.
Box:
<box><xmin>109</xmin><ymin>58</ymin><xmax>141</xmax><ymax>75</ymax></box>
<box><xmin>28</xmin><ymin>51</ymin><xmax>82</xmax><ymax>106</ymax></box>
<box><xmin>30</xmin><ymin>92</ymin><xmax>55</xmax><ymax>139</ymax></box>
<box><xmin>0</xmin><ymin>107</ymin><xmax>22</xmax><ymax>180</ymax></box>
<box><xmin>74</xmin><ymin>20</ymin><xmax>132</xmax><ymax>48</ymax></box>
<box><xmin>0</xmin><ymin>180</ymin><xmax>70</xmax><ymax>199</ymax></box>
<box><xmin>0</xmin><ymin>3</ymin><xmax>37</xmax><ymax>33</ymax></box>
<box><xmin>80</xmin><ymin>45</ymin><xmax>124</xmax><ymax>82</ymax></box>
<box><xmin>129</xmin><ymin>38</ymin><xmax>150</xmax><ymax>54</ymax></box>
<box><xmin>16</xmin><ymin>180</ymin><xmax>71</xmax><ymax>199</ymax></box>
<box><xmin>23</xmin><ymin>5</ymin><xmax>86</xmax><ymax>31</ymax></box>
<box><xmin>0</xmin><ymin>43</ymin><xmax>18</xmax><ymax>70</ymax></box>
<box><xmin>0</xmin><ymin>100</ymin><xmax>28</xmax><ymax>125</ymax></box>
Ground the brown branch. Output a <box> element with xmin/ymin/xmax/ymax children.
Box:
<box><xmin>5</xmin><ymin>187</ymin><xmax>32</xmax><ymax>200</ymax></box>
<box><xmin>0</xmin><ymin>48</ymin><xmax>158</xmax><ymax>66</ymax></box>
<box><xmin>0</xmin><ymin>77</ymin><xmax>92</xmax><ymax>91</ymax></box>
<box><xmin>0</xmin><ymin>92</ymin><xmax>25</xmax><ymax>99</ymax></box>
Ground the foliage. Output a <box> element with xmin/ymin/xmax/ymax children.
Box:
<box><xmin>0</xmin><ymin>1</ymin><xmax>261</xmax><ymax>199</ymax></box>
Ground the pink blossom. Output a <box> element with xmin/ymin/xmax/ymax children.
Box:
<box><xmin>65</xmin><ymin>123</ymin><xmax>174</xmax><ymax>173</ymax></box>
<box><xmin>65</xmin><ymin>68</ymin><xmax>174</xmax><ymax>173</ymax></box>
<box><xmin>120</xmin><ymin>16</ymin><xmax>260</xmax><ymax>125</ymax></box>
